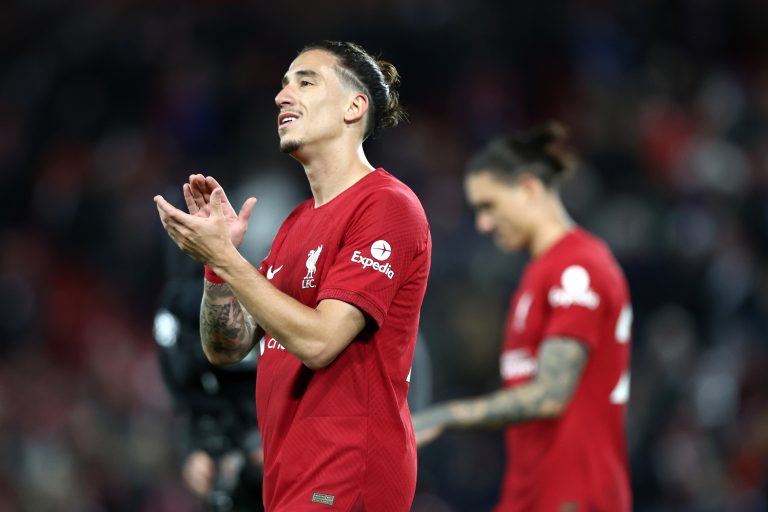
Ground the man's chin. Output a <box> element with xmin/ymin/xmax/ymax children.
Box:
<box><xmin>280</xmin><ymin>138</ymin><xmax>303</xmax><ymax>154</ymax></box>
<box><xmin>494</xmin><ymin>236</ymin><xmax>519</xmax><ymax>254</ymax></box>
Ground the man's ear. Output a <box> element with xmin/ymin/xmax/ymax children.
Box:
<box><xmin>518</xmin><ymin>173</ymin><xmax>545</xmax><ymax>200</ymax></box>
<box><xmin>344</xmin><ymin>93</ymin><xmax>370</xmax><ymax>125</ymax></box>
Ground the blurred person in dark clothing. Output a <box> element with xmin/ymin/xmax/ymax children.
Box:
<box><xmin>154</xmin><ymin>227</ymin><xmax>264</xmax><ymax>512</ymax></box>
<box><xmin>413</xmin><ymin>123</ymin><xmax>633</xmax><ymax>512</ymax></box>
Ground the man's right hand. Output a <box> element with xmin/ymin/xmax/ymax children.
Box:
<box><xmin>183</xmin><ymin>174</ymin><xmax>257</xmax><ymax>249</ymax></box>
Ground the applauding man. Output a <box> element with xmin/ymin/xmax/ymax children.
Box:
<box><xmin>155</xmin><ymin>41</ymin><xmax>431</xmax><ymax>511</ymax></box>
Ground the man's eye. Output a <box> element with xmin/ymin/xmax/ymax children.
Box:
<box><xmin>300</xmin><ymin>80</ymin><xmax>313</xmax><ymax>87</ymax></box>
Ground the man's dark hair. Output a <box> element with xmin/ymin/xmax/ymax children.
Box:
<box><xmin>466</xmin><ymin>122</ymin><xmax>578</xmax><ymax>190</ymax></box>
<box><xmin>302</xmin><ymin>41</ymin><xmax>406</xmax><ymax>139</ymax></box>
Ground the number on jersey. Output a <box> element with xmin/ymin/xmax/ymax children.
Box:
<box><xmin>609</xmin><ymin>305</ymin><xmax>632</xmax><ymax>405</ymax></box>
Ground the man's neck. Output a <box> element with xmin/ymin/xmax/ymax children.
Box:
<box><xmin>529</xmin><ymin>197</ymin><xmax>573</xmax><ymax>258</ymax></box>
<box><xmin>297</xmin><ymin>142</ymin><xmax>375</xmax><ymax>207</ymax></box>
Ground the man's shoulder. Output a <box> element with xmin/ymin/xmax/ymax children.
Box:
<box><xmin>544</xmin><ymin>229</ymin><xmax>617</xmax><ymax>270</ymax></box>
<box><xmin>539</xmin><ymin>229</ymin><xmax>628</xmax><ymax>306</ymax></box>
<box><xmin>359</xmin><ymin>170</ymin><xmax>426</xmax><ymax>218</ymax></box>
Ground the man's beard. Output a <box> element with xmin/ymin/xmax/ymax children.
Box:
<box><xmin>280</xmin><ymin>138</ymin><xmax>303</xmax><ymax>154</ymax></box>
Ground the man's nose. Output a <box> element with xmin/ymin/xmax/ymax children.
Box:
<box><xmin>476</xmin><ymin>213</ymin><xmax>495</xmax><ymax>234</ymax></box>
<box><xmin>275</xmin><ymin>84</ymin><xmax>294</xmax><ymax>108</ymax></box>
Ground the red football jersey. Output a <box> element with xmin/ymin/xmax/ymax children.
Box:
<box><xmin>255</xmin><ymin>169</ymin><xmax>431</xmax><ymax>511</ymax></box>
<box><xmin>495</xmin><ymin>228</ymin><xmax>632</xmax><ymax>512</ymax></box>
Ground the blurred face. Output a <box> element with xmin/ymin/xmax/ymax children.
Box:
<box><xmin>464</xmin><ymin>170</ymin><xmax>535</xmax><ymax>253</ymax></box>
<box><xmin>275</xmin><ymin>49</ymin><xmax>356</xmax><ymax>154</ymax></box>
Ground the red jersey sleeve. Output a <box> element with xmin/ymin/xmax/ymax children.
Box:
<box><xmin>540</xmin><ymin>261</ymin><xmax>609</xmax><ymax>350</ymax></box>
<box><xmin>316</xmin><ymin>187</ymin><xmax>429</xmax><ymax>327</ymax></box>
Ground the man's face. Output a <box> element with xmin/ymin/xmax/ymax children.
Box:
<box><xmin>464</xmin><ymin>170</ymin><xmax>534</xmax><ymax>253</ymax></box>
<box><xmin>275</xmin><ymin>49</ymin><xmax>352</xmax><ymax>155</ymax></box>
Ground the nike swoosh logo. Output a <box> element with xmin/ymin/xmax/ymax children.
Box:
<box><xmin>266</xmin><ymin>265</ymin><xmax>283</xmax><ymax>280</ymax></box>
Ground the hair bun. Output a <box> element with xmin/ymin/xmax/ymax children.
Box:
<box><xmin>377</xmin><ymin>60</ymin><xmax>400</xmax><ymax>89</ymax></box>
<box><xmin>375</xmin><ymin>59</ymin><xmax>406</xmax><ymax>131</ymax></box>
<box><xmin>522</xmin><ymin>121</ymin><xmax>576</xmax><ymax>174</ymax></box>
<box><xmin>526</xmin><ymin>121</ymin><xmax>567</xmax><ymax>145</ymax></box>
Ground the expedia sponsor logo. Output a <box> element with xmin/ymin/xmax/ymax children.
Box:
<box><xmin>351</xmin><ymin>250</ymin><xmax>395</xmax><ymax>279</ymax></box>
<box><xmin>370</xmin><ymin>239</ymin><xmax>391</xmax><ymax>261</ymax></box>
<box><xmin>548</xmin><ymin>265</ymin><xmax>600</xmax><ymax>310</ymax></box>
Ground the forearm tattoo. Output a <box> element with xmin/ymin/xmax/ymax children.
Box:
<box><xmin>437</xmin><ymin>337</ymin><xmax>588</xmax><ymax>429</ymax></box>
<box><xmin>200</xmin><ymin>282</ymin><xmax>257</xmax><ymax>357</ymax></box>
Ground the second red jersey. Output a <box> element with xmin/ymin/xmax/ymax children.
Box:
<box><xmin>255</xmin><ymin>169</ymin><xmax>431</xmax><ymax>512</ymax></box>
<box><xmin>495</xmin><ymin>228</ymin><xmax>632</xmax><ymax>512</ymax></box>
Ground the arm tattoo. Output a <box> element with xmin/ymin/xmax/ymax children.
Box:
<box><xmin>200</xmin><ymin>282</ymin><xmax>258</xmax><ymax>359</ymax></box>
<box><xmin>431</xmin><ymin>337</ymin><xmax>589</xmax><ymax>430</ymax></box>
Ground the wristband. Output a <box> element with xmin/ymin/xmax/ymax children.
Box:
<box><xmin>204</xmin><ymin>265</ymin><xmax>226</xmax><ymax>284</ymax></box>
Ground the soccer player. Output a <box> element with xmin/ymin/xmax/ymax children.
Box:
<box><xmin>154</xmin><ymin>41</ymin><xmax>431</xmax><ymax>511</ymax></box>
<box><xmin>412</xmin><ymin>123</ymin><xmax>632</xmax><ymax>511</ymax></box>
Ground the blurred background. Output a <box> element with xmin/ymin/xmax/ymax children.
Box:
<box><xmin>2</xmin><ymin>0</ymin><xmax>768</xmax><ymax>510</ymax></box>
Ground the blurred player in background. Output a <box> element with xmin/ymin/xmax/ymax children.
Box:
<box><xmin>413</xmin><ymin>123</ymin><xmax>632</xmax><ymax>511</ymax></box>
<box><xmin>154</xmin><ymin>223</ymin><xmax>264</xmax><ymax>512</ymax></box>
<box><xmin>155</xmin><ymin>41</ymin><xmax>431</xmax><ymax>511</ymax></box>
